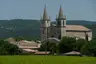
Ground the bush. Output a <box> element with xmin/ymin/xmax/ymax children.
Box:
<box><xmin>0</xmin><ymin>40</ymin><xmax>21</xmax><ymax>55</ymax></box>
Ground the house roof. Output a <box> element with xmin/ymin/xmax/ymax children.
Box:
<box><xmin>22</xmin><ymin>49</ymin><xmax>38</xmax><ymax>52</ymax></box>
<box><xmin>18</xmin><ymin>46</ymin><xmax>40</xmax><ymax>49</ymax></box>
<box><xmin>17</xmin><ymin>40</ymin><xmax>41</xmax><ymax>49</ymax></box>
<box><xmin>35</xmin><ymin>51</ymin><xmax>50</xmax><ymax>55</ymax></box>
<box><xmin>64</xmin><ymin>51</ymin><xmax>81</xmax><ymax>55</ymax></box>
<box><xmin>66</xmin><ymin>25</ymin><xmax>91</xmax><ymax>31</ymax></box>
<box><xmin>18</xmin><ymin>40</ymin><xmax>39</xmax><ymax>46</ymax></box>
<box><xmin>5</xmin><ymin>37</ymin><xmax>16</xmax><ymax>43</ymax></box>
<box><xmin>42</xmin><ymin>38</ymin><xmax>60</xmax><ymax>43</ymax></box>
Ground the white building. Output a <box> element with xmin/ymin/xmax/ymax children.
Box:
<box><xmin>40</xmin><ymin>5</ymin><xmax>92</xmax><ymax>41</ymax></box>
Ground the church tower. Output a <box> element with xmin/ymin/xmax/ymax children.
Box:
<box><xmin>56</xmin><ymin>6</ymin><xmax>66</xmax><ymax>39</ymax></box>
<box><xmin>40</xmin><ymin>5</ymin><xmax>50</xmax><ymax>41</ymax></box>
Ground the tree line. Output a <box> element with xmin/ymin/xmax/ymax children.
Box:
<box><xmin>39</xmin><ymin>37</ymin><xmax>96</xmax><ymax>56</ymax></box>
<box><xmin>0</xmin><ymin>36</ymin><xmax>96</xmax><ymax>56</ymax></box>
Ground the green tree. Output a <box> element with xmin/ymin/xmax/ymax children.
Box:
<box><xmin>49</xmin><ymin>42</ymin><xmax>57</xmax><ymax>54</ymax></box>
<box><xmin>80</xmin><ymin>42</ymin><xmax>90</xmax><ymax>55</ymax></box>
<box><xmin>88</xmin><ymin>39</ymin><xmax>96</xmax><ymax>56</ymax></box>
<box><xmin>58</xmin><ymin>37</ymin><xmax>76</xmax><ymax>53</ymax></box>
<box><xmin>0</xmin><ymin>40</ymin><xmax>21</xmax><ymax>55</ymax></box>
<box><xmin>76</xmin><ymin>39</ymin><xmax>87</xmax><ymax>51</ymax></box>
<box><xmin>14</xmin><ymin>36</ymin><xmax>24</xmax><ymax>41</ymax></box>
<box><xmin>39</xmin><ymin>41</ymin><xmax>57</xmax><ymax>54</ymax></box>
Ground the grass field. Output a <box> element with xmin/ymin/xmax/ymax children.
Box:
<box><xmin>0</xmin><ymin>55</ymin><xmax>96</xmax><ymax>64</ymax></box>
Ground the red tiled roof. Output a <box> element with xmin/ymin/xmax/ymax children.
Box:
<box><xmin>66</xmin><ymin>25</ymin><xmax>91</xmax><ymax>31</ymax></box>
<box><xmin>22</xmin><ymin>49</ymin><xmax>38</xmax><ymax>52</ymax></box>
<box><xmin>35</xmin><ymin>51</ymin><xmax>50</xmax><ymax>55</ymax></box>
<box><xmin>18</xmin><ymin>46</ymin><xmax>40</xmax><ymax>49</ymax></box>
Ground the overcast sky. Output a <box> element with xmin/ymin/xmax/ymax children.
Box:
<box><xmin>0</xmin><ymin>0</ymin><xmax>96</xmax><ymax>21</ymax></box>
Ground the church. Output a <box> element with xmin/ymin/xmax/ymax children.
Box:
<box><xmin>40</xmin><ymin>6</ymin><xmax>92</xmax><ymax>42</ymax></box>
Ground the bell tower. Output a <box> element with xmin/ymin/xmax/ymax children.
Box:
<box><xmin>56</xmin><ymin>6</ymin><xmax>66</xmax><ymax>39</ymax></box>
<box><xmin>40</xmin><ymin>5</ymin><xmax>50</xmax><ymax>41</ymax></box>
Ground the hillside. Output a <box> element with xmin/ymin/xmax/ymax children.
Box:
<box><xmin>0</xmin><ymin>19</ymin><xmax>40</xmax><ymax>40</ymax></box>
<box><xmin>0</xmin><ymin>19</ymin><xmax>95</xmax><ymax>40</ymax></box>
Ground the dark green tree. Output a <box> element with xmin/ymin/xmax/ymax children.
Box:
<box><xmin>0</xmin><ymin>40</ymin><xmax>21</xmax><ymax>55</ymax></box>
<box><xmin>39</xmin><ymin>41</ymin><xmax>57</xmax><ymax>54</ymax></box>
<box><xmin>58</xmin><ymin>37</ymin><xmax>76</xmax><ymax>53</ymax></box>
<box><xmin>76</xmin><ymin>39</ymin><xmax>87</xmax><ymax>51</ymax></box>
<box><xmin>49</xmin><ymin>42</ymin><xmax>57</xmax><ymax>54</ymax></box>
<box><xmin>14</xmin><ymin>36</ymin><xmax>24</xmax><ymax>41</ymax></box>
<box><xmin>88</xmin><ymin>39</ymin><xmax>96</xmax><ymax>56</ymax></box>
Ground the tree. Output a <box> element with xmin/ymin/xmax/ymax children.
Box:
<box><xmin>76</xmin><ymin>39</ymin><xmax>87</xmax><ymax>51</ymax></box>
<box><xmin>39</xmin><ymin>41</ymin><xmax>57</xmax><ymax>54</ymax></box>
<box><xmin>88</xmin><ymin>39</ymin><xmax>96</xmax><ymax>56</ymax></box>
<box><xmin>49</xmin><ymin>42</ymin><xmax>57</xmax><ymax>54</ymax></box>
<box><xmin>58</xmin><ymin>37</ymin><xmax>76</xmax><ymax>53</ymax></box>
<box><xmin>80</xmin><ymin>42</ymin><xmax>90</xmax><ymax>55</ymax></box>
<box><xmin>0</xmin><ymin>40</ymin><xmax>21</xmax><ymax>55</ymax></box>
<box><xmin>14</xmin><ymin>36</ymin><xmax>24</xmax><ymax>41</ymax></box>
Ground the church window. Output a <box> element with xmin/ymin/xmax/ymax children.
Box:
<box><xmin>51</xmin><ymin>35</ymin><xmax>54</xmax><ymax>37</ymax></box>
<box><xmin>47</xmin><ymin>21</ymin><xmax>49</xmax><ymax>23</ymax></box>
<box><xmin>57</xmin><ymin>21</ymin><xmax>60</xmax><ymax>26</ymax></box>
<box><xmin>63</xmin><ymin>20</ymin><xmax>64</xmax><ymax>26</ymax></box>
<box><xmin>43</xmin><ymin>30</ymin><xmax>44</xmax><ymax>34</ymax></box>
<box><xmin>58</xmin><ymin>34</ymin><xmax>61</xmax><ymax>39</ymax></box>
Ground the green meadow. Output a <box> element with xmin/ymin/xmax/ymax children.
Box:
<box><xmin>0</xmin><ymin>55</ymin><xmax>95</xmax><ymax>64</ymax></box>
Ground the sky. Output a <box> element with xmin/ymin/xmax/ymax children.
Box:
<box><xmin>0</xmin><ymin>0</ymin><xmax>96</xmax><ymax>21</ymax></box>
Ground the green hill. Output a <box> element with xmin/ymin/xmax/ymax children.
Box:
<box><xmin>0</xmin><ymin>19</ymin><xmax>95</xmax><ymax>40</ymax></box>
<box><xmin>0</xmin><ymin>19</ymin><xmax>40</xmax><ymax>40</ymax></box>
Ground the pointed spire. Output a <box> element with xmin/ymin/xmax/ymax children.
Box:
<box><xmin>49</xmin><ymin>16</ymin><xmax>51</xmax><ymax>20</ymax></box>
<box><xmin>64</xmin><ymin>15</ymin><xmax>66</xmax><ymax>20</ymax></box>
<box><xmin>56</xmin><ymin>15</ymin><xmax>58</xmax><ymax>19</ymax></box>
<box><xmin>58</xmin><ymin>5</ymin><xmax>64</xmax><ymax>19</ymax></box>
<box><xmin>43</xmin><ymin>4</ymin><xmax>49</xmax><ymax>21</ymax></box>
<box><xmin>40</xmin><ymin>15</ymin><xmax>43</xmax><ymax>20</ymax></box>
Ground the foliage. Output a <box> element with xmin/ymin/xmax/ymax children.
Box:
<box><xmin>0</xmin><ymin>40</ymin><xmax>21</xmax><ymax>55</ymax></box>
<box><xmin>49</xmin><ymin>42</ymin><xmax>57</xmax><ymax>54</ymax></box>
<box><xmin>0</xmin><ymin>19</ymin><xmax>40</xmax><ymax>40</ymax></box>
<box><xmin>58</xmin><ymin>37</ymin><xmax>76</xmax><ymax>53</ymax></box>
<box><xmin>88</xmin><ymin>39</ymin><xmax>96</xmax><ymax>56</ymax></box>
<box><xmin>76</xmin><ymin>39</ymin><xmax>87</xmax><ymax>51</ymax></box>
<box><xmin>39</xmin><ymin>36</ymin><xmax>96</xmax><ymax>56</ymax></box>
<box><xmin>14</xmin><ymin>36</ymin><xmax>24</xmax><ymax>41</ymax></box>
<box><xmin>39</xmin><ymin>41</ymin><xmax>57</xmax><ymax>54</ymax></box>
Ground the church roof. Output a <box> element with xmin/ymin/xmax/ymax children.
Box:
<box><xmin>51</xmin><ymin>24</ymin><xmax>91</xmax><ymax>32</ymax></box>
<box><xmin>66</xmin><ymin>25</ymin><xmax>91</xmax><ymax>31</ymax></box>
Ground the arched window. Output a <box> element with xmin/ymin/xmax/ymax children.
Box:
<box><xmin>58</xmin><ymin>34</ymin><xmax>61</xmax><ymax>39</ymax></box>
<box><xmin>51</xmin><ymin>35</ymin><xmax>54</xmax><ymax>37</ymax></box>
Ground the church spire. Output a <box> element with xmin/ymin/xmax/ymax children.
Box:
<box><xmin>58</xmin><ymin>5</ymin><xmax>64</xmax><ymax>20</ymax></box>
<box><xmin>43</xmin><ymin>5</ymin><xmax>49</xmax><ymax>21</ymax></box>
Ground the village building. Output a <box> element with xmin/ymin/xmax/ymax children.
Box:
<box><xmin>6</xmin><ymin>38</ymin><xmax>40</xmax><ymax>53</ymax></box>
<box><xmin>6</xmin><ymin>38</ymin><xmax>50</xmax><ymax>54</ymax></box>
